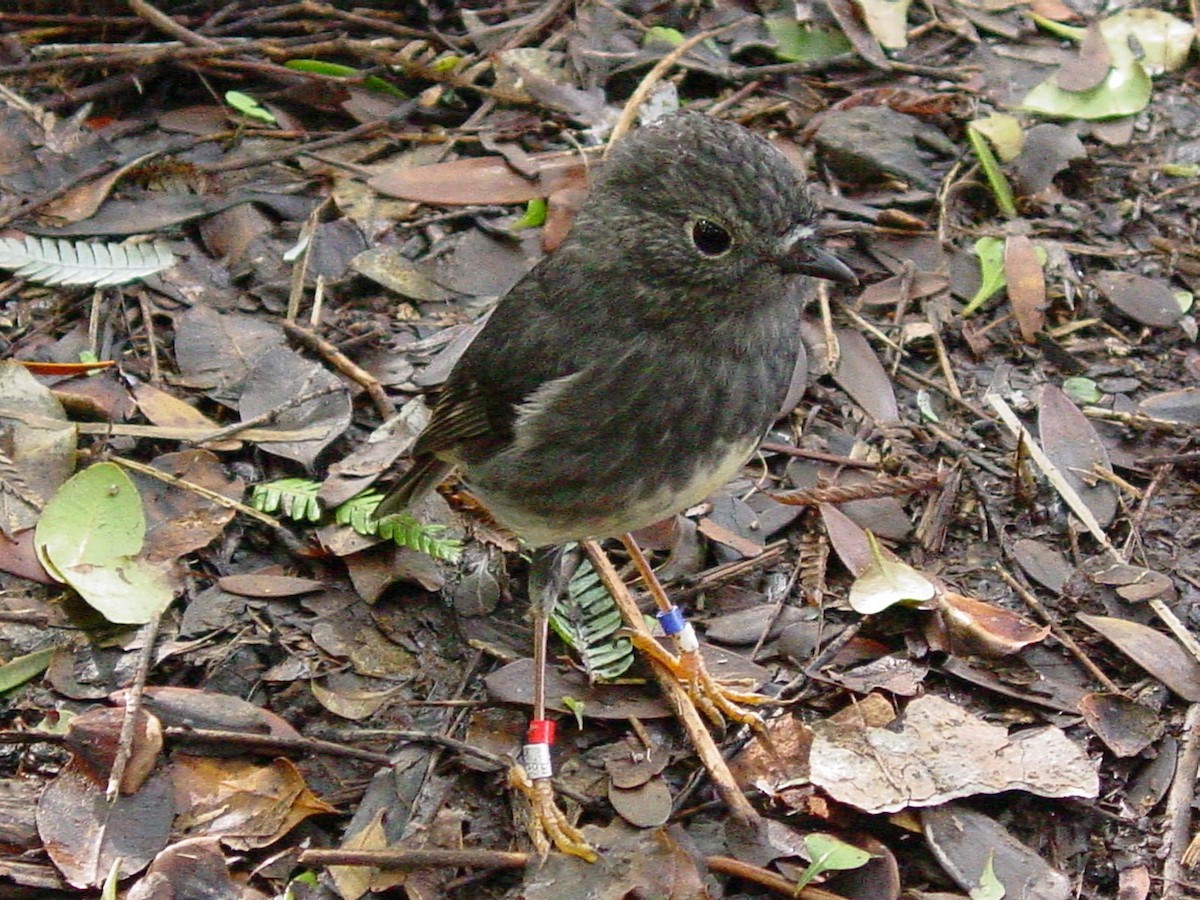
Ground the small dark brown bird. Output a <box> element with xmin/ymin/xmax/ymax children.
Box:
<box><xmin>376</xmin><ymin>112</ymin><xmax>853</xmax><ymax>859</ymax></box>
<box><xmin>377</xmin><ymin>113</ymin><xmax>850</xmax><ymax>537</ymax></box>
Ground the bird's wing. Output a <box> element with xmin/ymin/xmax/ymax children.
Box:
<box><xmin>410</xmin><ymin>259</ymin><xmax>608</xmax><ymax>461</ymax></box>
<box><xmin>410</xmin><ymin>373</ymin><xmax>510</xmax><ymax>458</ymax></box>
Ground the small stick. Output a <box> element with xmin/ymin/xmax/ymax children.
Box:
<box><xmin>581</xmin><ymin>539</ymin><xmax>759</xmax><ymax>823</ymax></box>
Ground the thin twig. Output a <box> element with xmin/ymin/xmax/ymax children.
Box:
<box><xmin>581</xmin><ymin>539</ymin><xmax>760</xmax><ymax>824</ymax></box>
<box><xmin>995</xmin><ymin>566</ymin><xmax>1123</xmax><ymax>695</ymax></box>
<box><xmin>281</xmin><ymin>320</ymin><xmax>394</xmax><ymax>421</ymax></box>
<box><xmin>110</xmin><ymin>455</ymin><xmax>283</xmax><ymax>531</ymax></box>
<box><xmin>608</xmin><ymin>20</ymin><xmax>746</xmax><ymax>149</ymax></box>
<box><xmin>106</xmin><ymin>615</ymin><xmax>161</xmax><ymax>801</ymax></box>
<box><xmin>1162</xmin><ymin>703</ymin><xmax>1200</xmax><ymax>899</ymax></box>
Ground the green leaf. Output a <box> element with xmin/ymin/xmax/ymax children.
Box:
<box><xmin>35</xmin><ymin>462</ymin><xmax>173</xmax><ymax>624</ymax></box>
<box><xmin>354</xmin><ymin>493</ymin><xmax>461</xmax><ymax>561</ymax></box>
<box><xmin>512</xmin><ymin>198</ymin><xmax>547</xmax><ymax>230</ymax></box>
<box><xmin>765</xmin><ymin>16</ymin><xmax>852</xmax><ymax>63</ymax></box>
<box><xmin>1161</xmin><ymin>163</ymin><xmax>1200</xmax><ymax>177</ymax></box>
<box><xmin>284</xmin><ymin>59</ymin><xmax>408</xmax><ymax>97</ymax></box>
<box><xmin>38</xmin><ymin>462</ymin><xmax>145</xmax><ymax>566</ymax></box>
<box><xmin>286</xmin><ymin>59</ymin><xmax>360</xmax><ymax>77</ymax></box>
<box><xmin>962</xmin><ymin>236</ymin><xmax>1007</xmax><ymax>315</ymax></box>
<box><xmin>1021</xmin><ymin>58</ymin><xmax>1151</xmax><ymax>120</ymax></box>
<box><xmin>561</xmin><ymin>695</ymin><xmax>586</xmax><ymax>729</ymax></box>
<box><xmin>793</xmin><ymin>833</ymin><xmax>875</xmax><ymax>889</ymax></box>
<box><xmin>803</xmin><ymin>833</ymin><xmax>874</xmax><ymax>871</ymax></box>
<box><xmin>0</xmin><ymin>648</ymin><xmax>55</xmax><ymax>694</ymax></box>
<box><xmin>1062</xmin><ymin>376</ymin><xmax>1102</xmax><ymax>404</ymax></box>
<box><xmin>1028</xmin><ymin>13</ymin><xmax>1086</xmax><ymax>42</ymax></box>
<box><xmin>225</xmin><ymin>90</ymin><xmax>276</xmax><ymax>124</ymax></box>
<box><xmin>969</xmin><ymin>114</ymin><xmax>1024</xmax><ymax>162</ymax></box>
<box><xmin>915</xmin><ymin>388</ymin><xmax>940</xmax><ymax>423</ymax></box>
<box><xmin>967</xmin><ymin>125</ymin><xmax>1017</xmax><ymax>219</ymax></box>
<box><xmin>970</xmin><ymin>851</ymin><xmax>1006</xmax><ymax>900</ymax></box>
<box><xmin>643</xmin><ymin>26</ymin><xmax>685</xmax><ymax>47</ymax></box>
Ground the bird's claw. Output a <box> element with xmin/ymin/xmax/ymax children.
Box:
<box><xmin>630</xmin><ymin>632</ymin><xmax>767</xmax><ymax>732</ymax></box>
<box><xmin>508</xmin><ymin>763</ymin><xmax>599</xmax><ymax>863</ymax></box>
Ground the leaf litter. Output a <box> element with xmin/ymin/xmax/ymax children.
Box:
<box><xmin>0</xmin><ymin>3</ymin><xmax>1198</xmax><ymax>899</ymax></box>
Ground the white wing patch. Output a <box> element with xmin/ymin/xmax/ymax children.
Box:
<box><xmin>510</xmin><ymin>370</ymin><xmax>586</xmax><ymax>451</ymax></box>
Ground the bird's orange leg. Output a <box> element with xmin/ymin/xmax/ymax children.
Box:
<box><xmin>512</xmin><ymin>549</ymin><xmax>598</xmax><ymax>862</ymax></box>
<box><xmin>619</xmin><ymin>534</ymin><xmax>769</xmax><ymax>731</ymax></box>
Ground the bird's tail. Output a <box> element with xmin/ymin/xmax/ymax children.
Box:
<box><xmin>374</xmin><ymin>456</ymin><xmax>452</xmax><ymax>518</ymax></box>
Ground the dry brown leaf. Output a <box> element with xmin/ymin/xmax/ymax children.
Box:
<box><xmin>1004</xmin><ymin>234</ymin><xmax>1046</xmax><ymax>343</ymax></box>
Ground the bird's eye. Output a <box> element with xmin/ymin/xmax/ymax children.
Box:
<box><xmin>690</xmin><ymin>218</ymin><xmax>733</xmax><ymax>257</ymax></box>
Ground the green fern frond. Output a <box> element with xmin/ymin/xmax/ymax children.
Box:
<box><xmin>349</xmin><ymin>492</ymin><xmax>463</xmax><ymax>562</ymax></box>
<box><xmin>250</xmin><ymin>479</ymin><xmax>461</xmax><ymax>562</ymax></box>
<box><xmin>250</xmin><ymin>478</ymin><xmax>323</xmax><ymax>522</ymax></box>
<box><xmin>549</xmin><ymin>558</ymin><xmax>634</xmax><ymax>682</ymax></box>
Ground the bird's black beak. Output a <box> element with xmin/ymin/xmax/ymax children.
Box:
<box><xmin>781</xmin><ymin>241</ymin><xmax>858</xmax><ymax>284</ymax></box>
<box><xmin>777</xmin><ymin>223</ymin><xmax>857</xmax><ymax>284</ymax></box>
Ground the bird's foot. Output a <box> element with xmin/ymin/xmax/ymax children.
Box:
<box><xmin>508</xmin><ymin>763</ymin><xmax>598</xmax><ymax>863</ymax></box>
<box><xmin>630</xmin><ymin>629</ymin><xmax>768</xmax><ymax>732</ymax></box>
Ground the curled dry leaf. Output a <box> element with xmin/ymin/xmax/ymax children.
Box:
<box><xmin>935</xmin><ymin>590</ymin><xmax>1051</xmax><ymax>656</ymax></box>
<box><xmin>172</xmin><ymin>756</ymin><xmax>336</xmax><ymax>850</ymax></box>
<box><xmin>64</xmin><ymin>706</ymin><xmax>163</xmax><ymax>795</ymax></box>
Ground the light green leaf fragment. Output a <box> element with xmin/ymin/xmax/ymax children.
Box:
<box><xmin>286</xmin><ymin>59</ymin><xmax>359</xmax><ymax>77</ymax></box>
<box><xmin>512</xmin><ymin>198</ymin><xmax>547</xmax><ymax>230</ymax></box>
<box><xmin>969</xmin><ymin>114</ymin><xmax>1025</xmax><ymax>162</ymax></box>
<box><xmin>1160</xmin><ymin>163</ymin><xmax>1200</xmax><ymax>177</ymax></box>
<box><xmin>225</xmin><ymin>91</ymin><xmax>276</xmax><ymax>124</ymax></box>
<box><xmin>857</xmin><ymin>0</ymin><xmax>912</xmax><ymax>50</ymax></box>
<box><xmin>847</xmin><ymin>532</ymin><xmax>936</xmax><ymax>615</ymax></box>
<box><xmin>804</xmin><ymin>833</ymin><xmax>875</xmax><ymax>871</ymax></box>
<box><xmin>35</xmin><ymin>462</ymin><xmax>173</xmax><ymax>624</ymax></box>
<box><xmin>794</xmin><ymin>833</ymin><xmax>874</xmax><ymax>891</ymax></box>
<box><xmin>37</xmin><ymin>462</ymin><xmax>146</xmax><ymax>566</ymax></box>
<box><xmin>916</xmin><ymin>388</ymin><xmax>940</xmax><ymax>423</ymax></box>
<box><xmin>1021</xmin><ymin>58</ymin><xmax>1151</xmax><ymax>120</ymax></box>
<box><xmin>765</xmin><ymin>16</ymin><xmax>852</xmax><ymax>63</ymax></box>
<box><xmin>967</xmin><ymin>125</ymin><xmax>1017</xmax><ymax>219</ymax></box>
<box><xmin>1101</xmin><ymin>9</ymin><xmax>1195</xmax><ymax>75</ymax></box>
<box><xmin>643</xmin><ymin>26</ymin><xmax>685</xmax><ymax>47</ymax></box>
<box><xmin>1028</xmin><ymin>13</ymin><xmax>1086</xmax><ymax>42</ymax></box>
<box><xmin>963</xmin><ymin>236</ymin><xmax>1007</xmax><ymax>316</ymax></box>
<box><xmin>561</xmin><ymin>696</ymin><xmax>586</xmax><ymax>730</ymax></box>
<box><xmin>1062</xmin><ymin>377</ymin><xmax>1103</xmax><ymax>405</ymax></box>
<box><xmin>0</xmin><ymin>648</ymin><xmax>56</xmax><ymax>694</ymax></box>
<box><xmin>970</xmin><ymin>852</ymin><xmax>1006</xmax><ymax>900</ymax></box>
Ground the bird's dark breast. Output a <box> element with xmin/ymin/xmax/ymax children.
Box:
<box><xmin>463</xmin><ymin>316</ymin><xmax>799</xmax><ymax>546</ymax></box>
